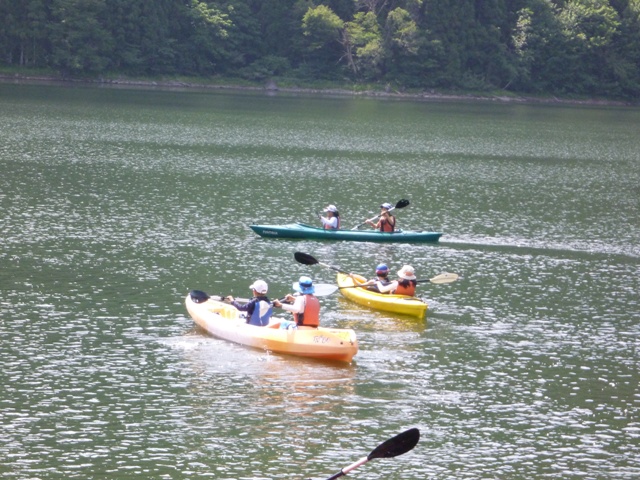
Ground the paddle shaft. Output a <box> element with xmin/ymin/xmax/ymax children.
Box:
<box><xmin>317</xmin><ymin>260</ymin><xmax>350</xmax><ymax>276</ymax></box>
<box><xmin>209</xmin><ymin>283</ymin><xmax>339</xmax><ymax>303</ymax></box>
<box><xmin>339</xmin><ymin>272</ymin><xmax>459</xmax><ymax>289</ymax></box>
<box><xmin>326</xmin><ymin>456</ymin><xmax>369</xmax><ymax>480</ymax></box>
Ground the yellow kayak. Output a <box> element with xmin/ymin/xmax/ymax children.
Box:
<box><xmin>185</xmin><ymin>291</ymin><xmax>358</xmax><ymax>363</ymax></box>
<box><xmin>336</xmin><ymin>273</ymin><xmax>428</xmax><ymax>318</ymax></box>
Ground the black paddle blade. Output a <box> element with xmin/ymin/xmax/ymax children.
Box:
<box><xmin>294</xmin><ymin>251</ymin><xmax>318</xmax><ymax>266</ymax></box>
<box><xmin>189</xmin><ymin>290</ymin><xmax>210</xmax><ymax>304</ymax></box>
<box><xmin>395</xmin><ymin>199</ymin><xmax>410</xmax><ymax>209</ymax></box>
<box><xmin>368</xmin><ymin>428</ymin><xmax>420</xmax><ymax>460</ymax></box>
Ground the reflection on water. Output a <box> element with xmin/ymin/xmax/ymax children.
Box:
<box><xmin>1</xmin><ymin>84</ymin><xmax>639</xmax><ymax>478</ymax></box>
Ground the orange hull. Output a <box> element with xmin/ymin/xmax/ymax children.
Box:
<box><xmin>185</xmin><ymin>294</ymin><xmax>358</xmax><ymax>363</ymax></box>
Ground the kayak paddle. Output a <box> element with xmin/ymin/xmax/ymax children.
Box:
<box><xmin>324</xmin><ymin>428</ymin><xmax>420</xmax><ymax>480</ymax></box>
<box><xmin>338</xmin><ymin>271</ymin><xmax>459</xmax><ymax>288</ymax></box>
<box><xmin>422</xmin><ymin>272</ymin><xmax>459</xmax><ymax>284</ymax></box>
<box><xmin>351</xmin><ymin>199</ymin><xmax>410</xmax><ymax>230</ymax></box>
<box><xmin>294</xmin><ymin>251</ymin><xmax>350</xmax><ymax>275</ymax></box>
<box><xmin>207</xmin><ymin>283</ymin><xmax>338</xmax><ymax>303</ymax></box>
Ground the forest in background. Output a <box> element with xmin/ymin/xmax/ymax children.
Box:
<box><xmin>1</xmin><ymin>0</ymin><xmax>639</xmax><ymax>101</ymax></box>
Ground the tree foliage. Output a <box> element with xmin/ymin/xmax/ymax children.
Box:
<box><xmin>0</xmin><ymin>0</ymin><xmax>638</xmax><ymax>99</ymax></box>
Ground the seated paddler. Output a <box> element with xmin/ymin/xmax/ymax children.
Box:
<box><xmin>350</xmin><ymin>263</ymin><xmax>395</xmax><ymax>293</ymax></box>
<box><xmin>225</xmin><ymin>280</ymin><xmax>273</xmax><ymax>326</ymax></box>
<box><xmin>318</xmin><ymin>204</ymin><xmax>340</xmax><ymax>230</ymax></box>
<box><xmin>272</xmin><ymin>276</ymin><xmax>320</xmax><ymax>328</ymax></box>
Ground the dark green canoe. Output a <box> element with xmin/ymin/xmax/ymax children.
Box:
<box><xmin>249</xmin><ymin>223</ymin><xmax>443</xmax><ymax>243</ymax></box>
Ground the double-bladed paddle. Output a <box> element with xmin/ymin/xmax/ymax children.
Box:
<box><xmin>324</xmin><ymin>428</ymin><xmax>420</xmax><ymax>480</ymax></box>
<box><xmin>339</xmin><ymin>271</ymin><xmax>459</xmax><ymax>288</ymax></box>
<box><xmin>351</xmin><ymin>199</ymin><xmax>410</xmax><ymax>230</ymax></box>
<box><xmin>207</xmin><ymin>283</ymin><xmax>338</xmax><ymax>303</ymax></box>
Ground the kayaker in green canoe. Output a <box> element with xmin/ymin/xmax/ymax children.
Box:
<box><xmin>318</xmin><ymin>204</ymin><xmax>340</xmax><ymax>230</ymax></box>
<box><xmin>365</xmin><ymin>202</ymin><xmax>396</xmax><ymax>232</ymax></box>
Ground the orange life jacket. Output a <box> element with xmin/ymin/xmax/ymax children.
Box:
<box><xmin>379</xmin><ymin>216</ymin><xmax>395</xmax><ymax>232</ymax></box>
<box><xmin>395</xmin><ymin>280</ymin><xmax>416</xmax><ymax>296</ymax></box>
<box><xmin>293</xmin><ymin>294</ymin><xmax>320</xmax><ymax>327</ymax></box>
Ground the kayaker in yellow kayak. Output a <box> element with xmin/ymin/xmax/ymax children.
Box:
<box><xmin>273</xmin><ymin>276</ymin><xmax>321</xmax><ymax>328</ymax></box>
<box><xmin>350</xmin><ymin>264</ymin><xmax>396</xmax><ymax>293</ymax></box>
<box><xmin>350</xmin><ymin>264</ymin><xmax>418</xmax><ymax>296</ymax></box>
<box><xmin>318</xmin><ymin>204</ymin><xmax>341</xmax><ymax>229</ymax></box>
<box><xmin>225</xmin><ymin>280</ymin><xmax>273</xmax><ymax>326</ymax></box>
<box><xmin>393</xmin><ymin>265</ymin><xmax>417</xmax><ymax>296</ymax></box>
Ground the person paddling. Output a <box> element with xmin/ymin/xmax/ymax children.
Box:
<box><xmin>392</xmin><ymin>265</ymin><xmax>417</xmax><ymax>296</ymax></box>
<box><xmin>225</xmin><ymin>280</ymin><xmax>273</xmax><ymax>326</ymax></box>
<box><xmin>350</xmin><ymin>264</ymin><xmax>395</xmax><ymax>293</ymax></box>
<box><xmin>366</xmin><ymin>202</ymin><xmax>396</xmax><ymax>232</ymax></box>
<box><xmin>319</xmin><ymin>204</ymin><xmax>340</xmax><ymax>230</ymax></box>
<box><xmin>273</xmin><ymin>276</ymin><xmax>320</xmax><ymax>329</ymax></box>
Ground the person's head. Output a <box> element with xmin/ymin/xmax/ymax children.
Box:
<box><xmin>293</xmin><ymin>276</ymin><xmax>315</xmax><ymax>295</ymax></box>
<box><xmin>397</xmin><ymin>265</ymin><xmax>416</xmax><ymax>281</ymax></box>
<box><xmin>249</xmin><ymin>280</ymin><xmax>268</xmax><ymax>296</ymax></box>
<box><xmin>375</xmin><ymin>263</ymin><xmax>389</xmax><ymax>278</ymax></box>
<box><xmin>324</xmin><ymin>204</ymin><xmax>339</xmax><ymax>216</ymax></box>
<box><xmin>380</xmin><ymin>202</ymin><xmax>392</xmax><ymax>215</ymax></box>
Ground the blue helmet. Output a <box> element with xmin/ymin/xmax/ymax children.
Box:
<box><xmin>375</xmin><ymin>264</ymin><xmax>389</xmax><ymax>276</ymax></box>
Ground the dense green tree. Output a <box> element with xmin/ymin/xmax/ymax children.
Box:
<box><xmin>423</xmin><ymin>0</ymin><xmax>480</xmax><ymax>87</ymax></box>
<box><xmin>181</xmin><ymin>0</ymin><xmax>231</xmax><ymax>74</ymax></box>
<box><xmin>48</xmin><ymin>0</ymin><xmax>113</xmax><ymax>75</ymax></box>
<box><xmin>615</xmin><ymin>0</ymin><xmax>640</xmax><ymax>95</ymax></box>
<box><xmin>558</xmin><ymin>0</ymin><xmax>621</xmax><ymax>93</ymax></box>
<box><xmin>0</xmin><ymin>0</ymin><xmax>49</xmax><ymax>67</ymax></box>
<box><xmin>511</xmin><ymin>0</ymin><xmax>567</xmax><ymax>93</ymax></box>
<box><xmin>0</xmin><ymin>0</ymin><xmax>637</xmax><ymax>99</ymax></box>
<box><xmin>300</xmin><ymin>4</ymin><xmax>344</xmax><ymax>77</ymax></box>
<box><xmin>383</xmin><ymin>7</ymin><xmax>420</xmax><ymax>78</ymax></box>
<box><xmin>344</xmin><ymin>11</ymin><xmax>382</xmax><ymax>78</ymax></box>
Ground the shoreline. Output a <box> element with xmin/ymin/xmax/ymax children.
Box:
<box><xmin>1</xmin><ymin>73</ymin><xmax>636</xmax><ymax>107</ymax></box>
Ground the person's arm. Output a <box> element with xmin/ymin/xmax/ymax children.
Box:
<box><xmin>278</xmin><ymin>295</ymin><xmax>305</xmax><ymax>313</ymax></box>
<box><xmin>229</xmin><ymin>297</ymin><xmax>254</xmax><ymax>313</ymax></box>
<box><xmin>377</xmin><ymin>280</ymin><xmax>398</xmax><ymax>294</ymax></box>
<box><xmin>321</xmin><ymin>216</ymin><xmax>338</xmax><ymax>229</ymax></box>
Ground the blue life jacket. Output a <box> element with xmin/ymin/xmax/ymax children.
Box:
<box><xmin>248</xmin><ymin>299</ymin><xmax>273</xmax><ymax>326</ymax></box>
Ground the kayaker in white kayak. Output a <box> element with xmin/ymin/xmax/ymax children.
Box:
<box><xmin>273</xmin><ymin>276</ymin><xmax>320</xmax><ymax>328</ymax></box>
<box><xmin>225</xmin><ymin>280</ymin><xmax>273</xmax><ymax>326</ymax></box>
<box><xmin>365</xmin><ymin>202</ymin><xmax>396</xmax><ymax>232</ymax></box>
<box><xmin>318</xmin><ymin>204</ymin><xmax>341</xmax><ymax>230</ymax></box>
<box><xmin>350</xmin><ymin>264</ymin><xmax>395</xmax><ymax>293</ymax></box>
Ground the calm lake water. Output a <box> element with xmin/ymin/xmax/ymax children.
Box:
<box><xmin>1</xmin><ymin>83</ymin><xmax>639</xmax><ymax>479</ymax></box>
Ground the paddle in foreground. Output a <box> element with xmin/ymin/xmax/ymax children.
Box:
<box><xmin>324</xmin><ymin>428</ymin><xmax>420</xmax><ymax>480</ymax></box>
